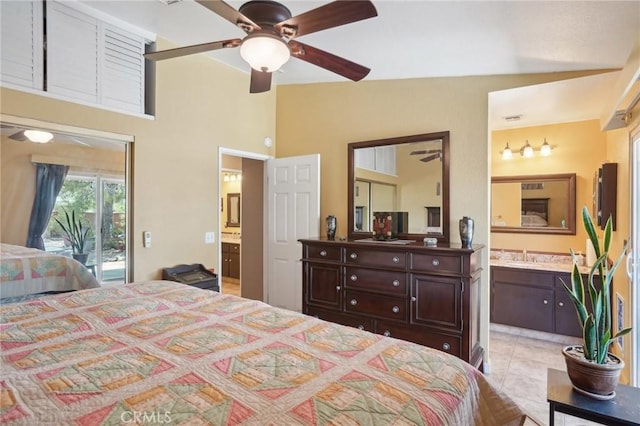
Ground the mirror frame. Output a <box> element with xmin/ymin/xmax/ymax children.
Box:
<box><xmin>491</xmin><ymin>173</ymin><xmax>576</xmax><ymax>235</ymax></box>
<box><xmin>227</xmin><ymin>193</ymin><xmax>241</xmax><ymax>227</ymax></box>
<box><xmin>348</xmin><ymin>131</ymin><xmax>450</xmax><ymax>242</ymax></box>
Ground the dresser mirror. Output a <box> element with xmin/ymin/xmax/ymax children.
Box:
<box><xmin>491</xmin><ymin>173</ymin><xmax>576</xmax><ymax>235</ymax></box>
<box><xmin>347</xmin><ymin>131</ymin><xmax>450</xmax><ymax>242</ymax></box>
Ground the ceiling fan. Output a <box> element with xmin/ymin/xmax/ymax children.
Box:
<box><xmin>410</xmin><ymin>149</ymin><xmax>442</xmax><ymax>163</ymax></box>
<box><xmin>144</xmin><ymin>0</ymin><xmax>378</xmax><ymax>93</ymax></box>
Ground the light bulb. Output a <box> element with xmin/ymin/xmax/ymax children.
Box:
<box><xmin>522</xmin><ymin>141</ymin><xmax>534</xmax><ymax>158</ymax></box>
<box><xmin>502</xmin><ymin>143</ymin><xmax>513</xmax><ymax>160</ymax></box>
<box><xmin>540</xmin><ymin>139</ymin><xmax>551</xmax><ymax>156</ymax></box>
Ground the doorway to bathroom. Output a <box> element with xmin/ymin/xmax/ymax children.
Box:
<box><xmin>220</xmin><ymin>154</ymin><xmax>242</xmax><ymax>296</ymax></box>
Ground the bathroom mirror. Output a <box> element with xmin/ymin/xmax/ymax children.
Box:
<box><xmin>227</xmin><ymin>193</ymin><xmax>241</xmax><ymax>227</ymax></box>
<box><xmin>491</xmin><ymin>173</ymin><xmax>576</xmax><ymax>235</ymax></box>
<box><xmin>348</xmin><ymin>131</ymin><xmax>450</xmax><ymax>242</ymax></box>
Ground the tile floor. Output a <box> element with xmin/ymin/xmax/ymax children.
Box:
<box><xmin>221</xmin><ymin>278</ymin><xmax>241</xmax><ymax>296</ymax></box>
<box><xmin>488</xmin><ymin>324</ymin><xmax>599</xmax><ymax>426</ymax></box>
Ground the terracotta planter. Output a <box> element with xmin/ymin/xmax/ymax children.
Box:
<box><xmin>562</xmin><ymin>345</ymin><xmax>624</xmax><ymax>400</ymax></box>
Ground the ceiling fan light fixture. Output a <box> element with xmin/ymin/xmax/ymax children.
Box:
<box><xmin>24</xmin><ymin>130</ymin><xmax>53</xmax><ymax>143</ymax></box>
<box><xmin>501</xmin><ymin>143</ymin><xmax>513</xmax><ymax>160</ymax></box>
<box><xmin>240</xmin><ymin>32</ymin><xmax>290</xmax><ymax>73</ymax></box>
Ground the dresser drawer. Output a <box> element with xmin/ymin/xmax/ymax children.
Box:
<box><xmin>345</xmin><ymin>267</ymin><xmax>407</xmax><ymax>295</ymax></box>
<box><xmin>306</xmin><ymin>244</ymin><xmax>342</xmax><ymax>261</ymax></box>
<box><xmin>306</xmin><ymin>306</ymin><xmax>374</xmax><ymax>332</ymax></box>
<box><xmin>376</xmin><ymin>321</ymin><xmax>462</xmax><ymax>357</ymax></box>
<box><xmin>411</xmin><ymin>253</ymin><xmax>462</xmax><ymax>274</ymax></box>
<box><xmin>345</xmin><ymin>248</ymin><xmax>406</xmax><ymax>268</ymax></box>
<box><xmin>344</xmin><ymin>290</ymin><xmax>407</xmax><ymax>321</ymax></box>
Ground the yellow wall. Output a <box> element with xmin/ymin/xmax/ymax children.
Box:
<box><xmin>0</xmin><ymin>37</ymin><xmax>276</xmax><ymax>280</ymax></box>
<box><xmin>491</xmin><ymin>182</ymin><xmax>521</xmax><ymax>226</ymax></box>
<box><xmin>491</xmin><ymin>120</ymin><xmax>607</xmax><ymax>253</ymax></box>
<box><xmin>274</xmin><ymin>70</ymin><xmax>601</xmax><ymax>364</ymax></box>
<box><xmin>1</xmin><ymin>138</ymin><xmax>125</xmax><ymax>245</ymax></box>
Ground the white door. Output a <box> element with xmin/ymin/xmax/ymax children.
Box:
<box><xmin>266</xmin><ymin>154</ymin><xmax>320</xmax><ymax>311</ymax></box>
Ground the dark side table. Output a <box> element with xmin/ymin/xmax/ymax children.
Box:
<box><xmin>547</xmin><ymin>368</ymin><xmax>640</xmax><ymax>426</ymax></box>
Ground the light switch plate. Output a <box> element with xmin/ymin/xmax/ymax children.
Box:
<box><xmin>143</xmin><ymin>231</ymin><xmax>151</xmax><ymax>248</ymax></box>
<box><xmin>205</xmin><ymin>232</ymin><xmax>215</xmax><ymax>244</ymax></box>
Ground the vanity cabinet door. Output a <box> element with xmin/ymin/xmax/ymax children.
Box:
<box><xmin>304</xmin><ymin>261</ymin><xmax>342</xmax><ymax>311</ymax></box>
<box><xmin>491</xmin><ymin>281</ymin><xmax>554</xmax><ymax>333</ymax></box>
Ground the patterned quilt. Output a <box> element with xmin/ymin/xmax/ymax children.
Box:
<box><xmin>0</xmin><ymin>281</ymin><xmax>533</xmax><ymax>425</ymax></box>
<box><xmin>0</xmin><ymin>243</ymin><xmax>100</xmax><ymax>300</ymax></box>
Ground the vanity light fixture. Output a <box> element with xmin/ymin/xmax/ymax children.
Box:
<box><xmin>500</xmin><ymin>138</ymin><xmax>554</xmax><ymax>160</ymax></box>
<box><xmin>501</xmin><ymin>142</ymin><xmax>513</xmax><ymax>160</ymax></box>
<box><xmin>24</xmin><ymin>129</ymin><xmax>54</xmax><ymax>143</ymax></box>
<box><xmin>223</xmin><ymin>172</ymin><xmax>242</xmax><ymax>182</ymax></box>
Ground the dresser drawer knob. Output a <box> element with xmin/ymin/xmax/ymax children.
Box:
<box><xmin>392</xmin><ymin>279</ymin><xmax>400</xmax><ymax>287</ymax></box>
<box><xmin>558</xmin><ymin>302</ymin><xmax>564</xmax><ymax>307</ymax></box>
<box><xmin>350</xmin><ymin>253</ymin><xmax>358</xmax><ymax>260</ymax></box>
<box><xmin>432</xmin><ymin>259</ymin><xmax>440</xmax><ymax>267</ymax></box>
<box><xmin>320</xmin><ymin>250</ymin><xmax>327</xmax><ymax>257</ymax></box>
<box><xmin>350</xmin><ymin>299</ymin><xmax>358</xmax><ymax>306</ymax></box>
<box><xmin>383</xmin><ymin>330</ymin><xmax>391</xmax><ymax>337</ymax></box>
<box><xmin>392</xmin><ymin>256</ymin><xmax>400</xmax><ymax>263</ymax></box>
<box><xmin>543</xmin><ymin>299</ymin><xmax>548</xmax><ymax>305</ymax></box>
<box><xmin>350</xmin><ymin>274</ymin><xmax>358</xmax><ymax>281</ymax></box>
<box><xmin>442</xmin><ymin>343</ymin><xmax>451</xmax><ymax>351</ymax></box>
<box><xmin>411</xmin><ymin>296</ymin><xmax>416</xmax><ymax>302</ymax></box>
<box><xmin>358</xmin><ymin>325</ymin><xmax>365</xmax><ymax>330</ymax></box>
<box><xmin>335</xmin><ymin>285</ymin><xmax>341</xmax><ymax>291</ymax></box>
<box><xmin>392</xmin><ymin>306</ymin><xmax>400</xmax><ymax>313</ymax></box>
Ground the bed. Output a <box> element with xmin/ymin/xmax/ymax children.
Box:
<box><xmin>0</xmin><ymin>281</ymin><xmax>536</xmax><ymax>425</ymax></box>
<box><xmin>0</xmin><ymin>243</ymin><xmax>100</xmax><ymax>301</ymax></box>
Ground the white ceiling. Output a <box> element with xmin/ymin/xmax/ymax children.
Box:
<box><xmin>84</xmin><ymin>0</ymin><xmax>640</xmax><ymax>128</ymax></box>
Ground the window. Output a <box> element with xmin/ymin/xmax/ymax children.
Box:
<box><xmin>0</xmin><ymin>0</ymin><xmax>153</xmax><ymax>115</ymax></box>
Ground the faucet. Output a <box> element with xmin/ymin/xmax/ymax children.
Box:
<box><xmin>522</xmin><ymin>249</ymin><xmax>528</xmax><ymax>262</ymax></box>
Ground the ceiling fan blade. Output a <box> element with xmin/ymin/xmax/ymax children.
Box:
<box><xmin>420</xmin><ymin>153</ymin><xmax>440</xmax><ymax>163</ymax></box>
<box><xmin>289</xmin><ymin>41</ymin><xmax>370</xmax><ymax>81</ymax></box>
<box><xmin>410</xmin><ymin>149</ymin><xmax>441</xmax><ymax>155</ymax></box>
<box><xmin>275</xmin><ymin>0</ymin><xmax>377</xmax><ymax>38</ymax></box>
<box><xmin>250</xmin><ymin>68</ymin><xmax>272</xmax><ymax>93</ymax></box>
<box><xmin>145</xmin><ymin>39</ymin><xmax>241</xmax><ymax>61</ymax></box>
<box><xmin>8</xmin><ymin>130</ymin><xmax>26</xmax><ymax>141</ymax></box>
<box><xmin>194</xmin><ymin>0</ymin><xmax>260</xmax><ymax>33</ymax></box>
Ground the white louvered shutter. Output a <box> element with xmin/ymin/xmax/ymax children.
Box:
<box><xmin>0</xmin><ymin>0</ymin><xmax>44</xmax><ymax>89</ymax></box>
<box><xmin>46</xmin><ymin>1</ymin><xmax>98</xmax><ymax>103</ymax></box>
<box><xmin>101</xmin><ymin>25</ymin><xmax>145</xmax><ymax>113</ymax></box>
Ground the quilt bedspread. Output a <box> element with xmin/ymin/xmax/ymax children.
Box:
<box><xmin>0</xmin><ymin>243</ymin><xmax>99</xmax><ymax>300</ymax></box>
<box><xmin>0</xmin><ymin>281</ymin><xmax>532</xmax><ymax>425</ymax></box>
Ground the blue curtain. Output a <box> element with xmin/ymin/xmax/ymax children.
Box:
<box><xmin>26</xmin><ymin>163</ymin><xmax>69</xmax><ymax>250</ymax></box>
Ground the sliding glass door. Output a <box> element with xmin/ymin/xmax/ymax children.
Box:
<box><xmin>46</xmin><ymin>174</ymin><xmax>126</xmax><ymax>284</ymax></box>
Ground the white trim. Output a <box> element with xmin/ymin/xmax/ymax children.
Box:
<box><xmin>1</xmin><ymin>114</ymin><xmax>135</xmax><ymax>142</ymax></box>
<box><xmin>1</xmin><ymin>82</ymin><xmax>155</xmax><ymax>121</ymax></box>
<box><xmin>54</xmin><ymin>0</ymin><xmax>156</xmax><ymax>42</ymax></box>
<box><xmin>630</xmin><ymin>124</ymin><xmax>640</xmax><ymax>387</ymax></box>
<box><xmin>220</xmin><ymin>147</ymin><xmax>270</xmax><ymax>161</ymax></box>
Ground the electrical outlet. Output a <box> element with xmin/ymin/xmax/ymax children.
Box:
<box><xmin>205</xmin><ymin>232</ymin><xmax>215</xmax><ymax>244</ymax></box>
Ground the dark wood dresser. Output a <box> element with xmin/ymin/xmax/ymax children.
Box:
<box><xmin>299</xmin><ymin>238</ymin><xmax>484</xmax><ymax>369</ymax></box>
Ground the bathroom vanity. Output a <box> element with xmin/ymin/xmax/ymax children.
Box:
<box><xmin>490</xmin><ymin>259</ymin><xmax>599</xmax><ymax>337</ymax></box>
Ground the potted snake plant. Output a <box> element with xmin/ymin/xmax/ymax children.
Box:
<box><xmin>55</xmin><ymin>208</ymin><xmax>91</xmax><ymax>265</ymax></box>
<box><xmin>560</xmin><ymin>206</ymin><xmax>631</xmax><ymax>400</ymax></box>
